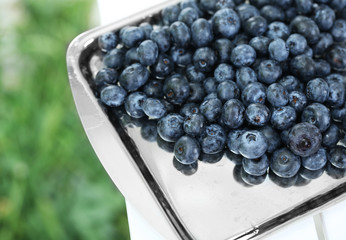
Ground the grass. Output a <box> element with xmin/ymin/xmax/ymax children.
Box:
<box><xmin>0</xmin><ymin>0</ymin><xmax>130</xmax><ymax>239</ymax></box>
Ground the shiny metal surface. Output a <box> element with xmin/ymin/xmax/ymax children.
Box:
<box><xmin>66</xmin><ymin>1</ymin><xmax>346</xmax><ymax>239</ymax></box>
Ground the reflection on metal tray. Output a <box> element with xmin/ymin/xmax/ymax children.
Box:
<box><xmin>66</xmin><ymin>1</ymin><xmax>346</xmax><ymax>239</ymax></box>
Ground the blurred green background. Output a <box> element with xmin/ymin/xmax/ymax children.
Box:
<box><xmin>0</xmin><ymin>0</ymin><xmax>130</xmax><ymax>239</ymax></box>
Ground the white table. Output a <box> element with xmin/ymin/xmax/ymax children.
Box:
<box><xmin>96</xmin><ymin>1</ymin><xmax>346</xmax><ymax>239</ymax></box>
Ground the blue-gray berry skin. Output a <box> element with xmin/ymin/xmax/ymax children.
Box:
<box><xmin>100</xmin><ymin>85</ymin><xmax>127</xmax><ymax>107</ymax></box>
<box><xmin>286</xmin><ymin>34</ymin><xmax>307</xmax><ymax>56</ymax></box>
<box><xmin>150</xmin><ymin>28</ymin><xmax>171</xmax><ymax>53</ymax></box>
<box><xmin>323</xmin><ymin>124</ymin><xmax>341</xmax><ymax>148</ymax></box>
<box><xmin>302</xmin><ymin>147</ymin><xmax>327</xmax><ymax>171</ymax></box>
<box><xmin>193</xmin><ymin>47</ymin><xmax>217</xmax><ymax>72</ymax></box>
<box><xmin>260</xmin><ymin>5</ymin><xmax>285</xmax><ymax>23</ymax></box>
<box><xmin>313</xmin><ymin>33</ymin><xmax>334</xmax><ymax>57</ymax></box>
<box><xmin>299</xmin><ymin>167</ymin><xmax>325</xmax><ymax>180</ymax></box>
<box><xmin>227</xmin><ymin>129</ymin><xmax>246</xmax><ymax>155</ymax></box>
<box><xmin>139</xmin><ymin>22</ymin><xmax>153</xmax><ymax>39</ymax></box>
<box><xmin>290</xmin><ymin>16</ymin><xmax>320</xmax><ymax>44</ymax></box>
<box><xmin>143</xmin><ymin>80</ymin><xmax>163</xmax><ymax>98</ymax></box>
<box><xmin>98</xmin><ymin>32</ymin><xmax>118</xmax><ymax>52</ymax></box>
<box><xmin>301</xmin><ymin>103</ymin><xmax>331</xmax><ymax>132</ymax></box>
<box><xmin>178</xmin><ymin>7</ymin><xmax>199</xmax><ymax>27</ymax></box>
<box><xmin>162</xmin><ymin>5</ymin><xmax>181</xmax><ymax>26</ymax></box>
<box><xmin>326</xmin><ymin>161</ymin><xmax>346</xmax><ymax>179</ymax></box>
<box><xmin>230</xmin><ymin>44</ymin><xmax>256</xmax><ymax>67</ymax></box>
<box><xmin>270</xmin><ymin>147</ymin><xmax>301</xmax><ymax>178</ymax></box>
<box><xmin>199</xmin><ymin>124</ymin><xmax>226</xmax><ymax>154</ymax></box>
<box><xmin>180</xmin><ymin>103</ymin><xmax>199</xmax><ymax>117</ymax></box>
<box><xmin>163</xmin><ymin>74</ymin><xmax>190</xmax><ymax>105</ymax></box>
<box><xmin>137</xmin><ymin>40</ymin><xmax>158</xmax><ymax>66</ymax></box>
<box><xmin>271</xmin><ymin>106</ymin><xmax>297</xmax><ymax>130</ymax></box>
<box><xmin>214</xmin><ymin>64</ymin><xmax>234</xmax><ymax>83</ymax></box>
<box><xmin>290</xmin><ymin>55</ymin><xmax>315</xmax><ymax>82</ymax></box>
<box><xmin>204</xmin><ymin>92</ymin><xmax>218</xmax><ymax>101</ymax></box>
<box><xmin>266</xmin><ymin>21</ymin><xmax>290</xmax><ymax>40</ymax></box>
<box><xmin>269</xmin><ymin>170</ymin><xmax>298</xmax><ymax>188</ymax></box>
<box><xmin>305</xmin><ymin>78</ymin><xmax>329</xmax><ymax>103</ymax></box>
<box><xmin>288</xmin><ymin>91</ymin><xmax>307</xmax><ymax>112</ymax></box>
<box><xmin>241</xmin><ymin>82</ymin><xmax>266</xmax><ymax>106</ymax></box>
<box><xmin>174</xmin><ymin>136</ymin><xmax>200</xmax><ymax>164</ymax></box>
<box><xmin>119</xmin><ymin>63</ymin><xmax>149</xmax><ymax>91</ymax></box>
<box><xmin>94</xmin><ymin>68</ymin><xmax>118</xmax><ymax>91</ymax></box>
<box><xmin>328</xmin><ymin>146</ymin><xmax>346</xmax><ymax>169</ymax></box>
<box><xmin>249</xmin><ymin>36</ymin><xmax>270</xmax><ymax>57</ymax></box>
<box><xmin>245</xmin><ymin>103</ymin><xmax>270</xmax><ymax>127</ymax></box>
<box><xmin>212</xmin><ymin>8</ymin><xmax>241</xmax><ymax>38</ymax></box>
<box><xmin>170</xmin><ymin>21</ymin><xmax>191</xmax><ymax>48</ymax></box>
<box><xmin>238</xmin><ymin>130</ymin><xmax>268</xmax><ymax>159</ymax></box>
<box><xmin>257</xmin><ymin>59</ymin><xmax>282</xmax><ymax>84</ymax></box>
<box><xmin>188</xmin><ymin>83</ymin><xmax>205</xmax><ymax>103</ymax></box>
<box><xmin>125</xmin><ymin>47</ymin><xmax>139</xmax><ymax>65</ymax></box>
<box><xmin>151</xmin><ymin>54</ymin><xmax>174</xmax><ymax>79</ymax></box>
<box><xmin>244</xmin><ymin>15</ymin><xmax>268</xmax><ymax>37</ymax></box>
<box><xmin>221</xmin><ymin>99</ymin><xmax>245</xmax><ymax>129</ymax></box>
<box><xmin>157</xmin><ymin>114</ymin><xmax>184</xmax><ymax>142</ymax></box>
<box><xmin>170</xmin><ymin>46</ymin><xmax>192</xmax><ymax>67</ymax></box>
<box><xmin>183</xmin><ymin>113</ymin><xmax>206</xmax><ymax>136</ymax></box>
<box><xmin>191</xmin><ymin>18</ymin><xmax>213</xmax><ymax>47</ymax></box>
<box><xmin>279</xmin><ymin>75</ymin><xmax>300</xmax><ymax>93</ymax></box>
<box><xmin>121</xmin><ymin>26</ymin><xmax>146</xmax><ymax>48</ymax></box>
<box><xmin>212</xmin><ymin>38</ymin><xmax>234</xmax><ymax>64</ymax></box>
<box><xmin>266</xmin><ymin>83</ymin><xmax>288</xmax><ymax>107</ymax></box>
<box><xmin>216</xmin><ymin>0</ymin><xmax>235</xmax><ymax>10</ymax></box>
<box><xmin>326</xmin><ymin>77</ymin><xmax>346</xmax><ymax>108</ymax></box>
<box><xmin>288</xmin><ymin>122</ymin><xmax>322</xmax><ymax>157</ymax></box>
<box><xmin>124</xmin><ymin>92</ymin><xmax>147</xmax><ymax>118</ymax></box>
<box><xmin>240</xmin><ymin>167</ymin><xmax>267</xmax><ymax>185</ymax></box>
<box><xmin>142</xmin><ymin>98</ymin><xmax>167</xmax><ymax>119</ymax></box>
<box><xmin>199</xmin><ymin>98</ymin><xmax>222</xmax><ymax>122</ymax></box>
<box><xmin>259</xmin><ymin>125</ymin><xmax>281</xmax><ymax>153</ymax></box>
<box><xmin>103</xmin><ymin>48</ymin><xmax>125</xmax><ymax>70</ymax></box>
<box><xmin>326</xmin><ymin>45</ymin><xmax>346</xmax><ymax>71</ymax></box>
<box><xmin>203</xmin><ymin>77</ymin><xmax>218</xmax><ymax>94</ymax></box>
<box><xmin>331</xmin><ymin>19</ymin><xmax>346</xmax><ymax>42</ymax></box>
<box><xmin>200</xmin><ymin>150</ymin><xmax>224</xmax><ymax>164</ymax></box>
<box><xmin>268</xmin><ymin>38</ymin><xmax>289</xmax><ymax>62</ymax></box>
<box><xmin>313</xmin><ymin>5</ymin><xmax>335</xmax><ymax>31</ymax></box>
<box><xmin>242</xmin><ymin>154</ymin><xmax>269</xmax><ymax>176</ymax></box>
<box><xmin>236</xmin><ymin>3</ymin><xmax>260</xmax><ymax>23</ymax></box>
<box><xmin>186</xmin><ymin>65</ymin><xmax>206</xmax><ymax>83</ymax></box>
<box><xmin>217</xmin><ymin>81</ymin><xmax>240</xmax><ymax>102</ymax></box>
<box><xmin>141</xmin><ymin>120</ymin><xmax>158</xmax><ymax>142</ymax></box>
<box><xmin>173</xmin><ymin>156</ymin><xmax>198</xmax><ymax>175</ymax></box>
<box><xmin>314</xmin><ymin>59</ymin><xmax>331</xmax><ymax>78</ymax></box>
<box><xmin>331</xmin><ymin>106</ymin><xmax>346</xmax><ymax>123</ymax></box>
<box><xmin>236</xmin><ymin>66</ymin><xmax>257</xmax><ymax>90</ymax></box>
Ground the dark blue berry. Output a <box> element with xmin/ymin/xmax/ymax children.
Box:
<box><xmin>188</xmin><ymin>82</ymin><xmax>206</xmax><ymax>102</ymax></box>
<box><xmin>249</xmin><ymin>36</ymin><xmax>270</xmax><ymax>57</ymax></box>
<box><xmin>178</xmin><ymin>7</ymin><xmax>199</xmax><ymax>27</ymax></box>
<box><xmin>301</xmin><ymin>103</ymin><xmax>331</xmax><ymax>132</ymax></box>
<box><xmin>98</xmin><ymin>32</ymin><xmax>118</xmax><ymax>53</ymax></box>
<box><xmin>313</xmin><ymin>33</ymin><xmax>333</xmax><ymax>57</ymax></box>
<box><xmin>125</xmin><ymin>47</ymin><xmax>139</xmax><ymax>65</ymax></box>
<box><xmin>331</xmin><ymin>19</ymin><xmax>346</xmax><ymax>42</ymax></box>
<box><xmin>217</xmin><ymin>81</ymin><xmax>240</xmax><ymax>102</ymax></box>
<box><xmin>170</xmin><ymin>46</ymin><xmax>192</xmax><ymax>67</ymax></box>
<box><xmin>230</xmin><ymin>44</ymin><xmax>256</xmax><ymax>67</ymax></box>
<box><xmin>212</xmin><ymin>38</ymin><xmax>234</xmax><ymax>63</ymax></box>
<box><xmin>151</xmin><ymin>54</ymin><xmax>174</xmax><ymax>79</ymax></box>
<box><xmin>314</xmin><ymin>59</ymin><xmax>331</xmax><ymax>77</ymax></box>
<box><xmin>243</xmin><ymin>154</ymin><xmax>269</xmax><ymax>176</ymax></box>
<box><xmin>290</xmin><ymin>16</ymin><xmax>320</xmax><ymax>44</ymax></box>
<box><xmin>268</xmin><ymin>38</ymin><xmax>289</xmax><ymax>62</ymax></box>
<box><xmin>212</xmin><ymin>8</ymin><xmax>241</xmax><ymax>38</ymax></box>
<box><xmin>326</xmin><ymin>75</ymin><xmax>346</xmax><ymax>108</ymax></box>
<box><xmin>221</xmin><ymin>99</ymin><xmax>245</xmax><ymax>128</ymax></box>
<box><xmin>238</xmin><ymin>130</ymin><xmax>268</xmax><ymax>159</ymax></box>
<box><xmin>299</xmin><ymin>167</ymin><xmax>325</xmax><ymax>180</ymax></box>
<box><xmin>180</xmin><ymin>103</ymin><xmax>199</xmax><ymax>117</ymax></box>
<box><xmin>227</xmin><ymin>129</ymin><xmax>246</xmax><ymax>155</ymax></box>
<box><xmin>302</xmin><ymin>147</ymin><xmax>327</xmax><ymax>171</ymax></box>
<box><xmin>328</xmin><ymin>146</ymin><xmax>346</xmax><ymax>169</ymax></box>
<box><xmin>245</xmin><ymin>103</ymin><xmax>270</xmax><ymax>127</ymax></box>
<box><xmin>94</xmin><ymin>68</ymin><xmax>118</xmax><ymax>91</ymax></box>
<box><xmin>157</xmin><ymin>113</ymin><xmax>184</xmax><ymax>142</ymax></box>
<box><xmin>269</xmin><ymin>169</ymin><xmax>298</xmax><ymax>187</ymax></box>
<box><xmin>260</xmin><ymin>5</ymin><xmax>285</xmax><ymax>23</ymax></box>
<box><xmin>199</xmin><ymin>124</ymin><xmax>226</xmax><ymax>154</ymax></box>
<box><xmin>295</xmin><ymin>0</ymin><xmax>312</xmax><ymax>14</ymax></box>
<box><xmin>119</xmin><ymin>63</ymin><xmax>149</xmax><ymax>91</ymax></box>
<box><xmin>290</xmin><ymin>55</ymin><xmax>315</xmax><ymax>82</ymax></box>
<box><xmin>270</xmin><ymin>147</ymin><xmax>301</xmax><ymax>178</ymax></box>
<box><xmin>326</xmin><ymin>161</ymin><xmax>346</xmax><ymax>179</ymax></box>
<box><xmin>286</xmin><ymin>34</ymin><xmax>307</xmax><ymax>56</ymax></box>
<box><xmin>232</xmin><ymin>33</ymin><xmax>250</xmax><ymax>46</ymax></box>
<box><xmin>288</xmin><ymin>91</ymin><xmax>307</xmax><ymax>112</ymax></box>
<box><xmin>162</xmin><ymin>5</ymin><xmax>181</xmax><ymax>26</ymax></box>
<box><xmin>199</xmin><ymin>98</ymin><xmax>222</xmax><ymax>122</ymax></box>
<box><xmin>326</xmin><ymin>44</ymin><xmax>346</xmax><ymax>71</ymax></box>
<box><xmin>259</xmin><ymin>125</ymin><xmax>281</xmax><ymax>153</ymax></box>
<box><xmin>203</xmin><ymin>77</ymin><xmax>218</xmax><ymax>94</ymax></box>
<box><xmin>170</xmin><ymin>21</ymin><xmax>191</xmax><ymax>48</ymax></box>
<box><xmin>240</xmin><ymin>167</ymin><xmax>267</xmax><ymax>185</ymax></box>
<box><xmin>191</xmin><ymin>18</ymin><xmax>213</xmax><ymax>47</ymax></box>
<box><xmin>258</xmin><ymin>59</ymin><xmax>282</xmax><ymax>84</ymax></box>
<box><xmin>271</xmin><ymin>106</ymin><xmax>297</xmax><ymax>130</ymax></box>
<box><xmin>142</xmin><ymin>98</ymin><xmax>167</xmax><ymax>119</ymax></box>
<box><xmin>137</xmin><ymin>40</ymin><xmax>158</xmax><ymax>66</ymax></box>
<box><xmin>124</xmin><ymin>92</ymin><xmax>147</xmax><ymax>118</ymax></box>
<box><xmin>306</xmin><ymin>78</ymin><xmax>329</xmax><ymax>103</ymax></box>
<box><xmin>241</xmin><ymin>82</ymin><xmax>266</xmax><ymax>106</ymax></box>
<box><xmin>244</xmin><ymin>16</ymin><xmax>268</xmax><ymax>37</ymax></box>
<box><xmin>163</xmin><ymin>74</ymin><xmax>190</xmax><ymax>105</ymax></box>
<box><xmin>193</xmin><ymin>47</ymin><xmax>217</xmax><ymax>72</ymax></box>
<box><xmin>199</xmin><ymin>0</ymin><xmax>218</xmax><ymax>14</ymax></box>
<box><xmin>121</xmin><ymin>26</ymin><xmax>145</xmax><ymax>48</ymax></box>
<box><xmin>139</xmin><ymin>22</ymin><xmax>153</xmax><ymax>39</ymax></box>
<box><xmin>249</xmin><ymin>0</ymin><xmax>271</xmax><ymax>8</ymax></box>
<box><xmin>204</xmin><ymin>92</ymin><xmax>218</xmax><ymax>101</ymax></box>
<box><xmin>103</xmin><ymin>48</ymin><xmax>125</xmax><ymax>70</ymax></box>
<box><xmin>266</xmin><ymin>21</ymin><xmax>290</xmax><ymax>40</ymax></box>
<box><xmin>285</xmin><ymin>7</ymin><xmax>297</xmax><ymax>23</ymax></box>
<box><xmin>186</xmin><ymin>65</ymin><xmax>206</xmax><ymax>83</ymax></box>
<box><xmin>100</xmin><ymin>85</ymin><xmax>127</xmax><ymax>107</ymax></box>
<box><xmin>183</xmin><ymin>113</ymin><xmax>206</xmax><ymax>136</ymax></box>
<box><xmin>216</xmin><ymin>0</ymin><xmax>235</xmax><ymax>10</ymax></box>
<box><xmin>150</xmin><ymin>28</ymin><xmax>171</xmax><ymax>53</ymax></box>
<box><xmin>214</xmin><ymin>63</ymin><xmax>234</xmax><ymax>83</ymax></box>
<box><xmin>200</xmin><ymin>150</ymin><xmax>224</xmax><ymax>164</ymax></box>
<box><xmin>174</xmin><ymin>136</ymin><xmax>200</xmax><ymax>164</ymax></box>
<box><xmin>143</xmin><ymin>80</ymin><xmax>163</xmax><ymax>98</ymax></box>
<box><xmin>236</xmin><ymin>4</ymin><xmax>260</xmax><ymax>23</ymax></box>
<box><xmin>278</xmin><ymin>75</ymin><xmax>300</xmax><ymax>93</ymax></box>
<box><xmin>313</xmin><ymin>5</ymin><xmax>335</xmax><ymax>31</ymax></box>
<box><xmin>235</xmin><ymin>67</ymin><xmax>257</xmax><ymax>90</ymax></box>
<box><xmin>267</xmin><ymin>83</ymin><xmax>288</xmax><ymax>107</ymax></box>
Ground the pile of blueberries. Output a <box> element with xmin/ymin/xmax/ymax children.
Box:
<box><xmin>93</xmin><ymin>0</ymin><xmax>346</xmax><ymax>186</ymax></box>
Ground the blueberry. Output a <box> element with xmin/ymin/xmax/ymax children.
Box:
<box><xmin>180</xmin><ymin>0</ymin><xmax>202</xmax><ymax>16</ymax></box>
<box><xmin>216</xmin><ymin>0</ymin><xmax>235</xmax><ymax>9</ymax></box>
<box><xmin>232</xmin><ymin>33</ymin><xmax>250</xmax><ymax>46</ymax></box>
<box><xmin>313</xmin><ymin>33</ymin><xmax>334</xmax><ymax>57</ymax></box>
<box><xmin>199</xmin><ymin>124</ymin><xmax>226</xmax><ymax>154</ymax></box>
<box><xmin>212</xmin><ymin>8</ymin><xmax>241</xmax><ymax>38</ymax></box>
<box><xmin>269</xmin><ymin>169</ymin><xmax>298</xmax><ymax>187</ymax></box>
<box><xmin>188</xmin><ymin>82</ymin><xmax>206</xmax><ymax>102</ymax></box>
<box><xmin>227</xmin><ymin>129</ymin><xmax>246</xmax><ymax>155</ymax></box>
<box><xmin>288</xmin><ymin>122</ymin><xmax>322</xmax><ymax>157</ymax></box>
<box><xmin>100</xmin><ymin>85</ymin><xmax>127</xmax><ymax>107</ymax></box>
<box><xmin>278</xmin><ymin>75</ymin><xmax>300</xmax><ymax>93</ymax></box>
<box><xmin>260</xmin><ymin>5</ymin><xmax>285</xmax><ymax>23</ymax></box>
<box><xmin>257</xmin><ymin>59</ymin><xmax>282</xmax><ymax>84</ymax></box>
<box><xmin>200</xmin><ymin>150</ymin><xmax>224</xmax><ymax>164</ymax></box>
<box><xmin>119</xmin><ymin>63</ymin><xmax>149</xmax><ymax>91</ymax></box>
<box><xmin>314</xmin><ymin>59</ymin><xmax>331</xmax><ymax>78</ymax></box>
<box><xmin>142</xmin><ymin>98</ymin><xmax>167</xmax><ymax>119</ymax></box>
<box><xmin>178</xmin><ymin>7</ymin><xmax>199</xmax><ymax>27</ymax></box>
<box><xmin>271</xmin><ymin>106</ymin><xmax>297</xmax><ymax>130</ymax></box>
<box><xmin>230</xmin><ymin>44</ymin><xmax>256</xmax><ymax>67</ymax></box>
<box><xmin>288</xmin><ymin>91</ymin><xmax>307</xmax><ymax>112</ymax></box>
<box><xmin>290</xmin><ymin>55</ymin><xmax>315</xmax><ymax>82</ymax></box>
<box><xmin>281</xmin><ymin>129</ymin><xmax>290</xmax><ymax>146</ymax></box>
<box><xmin>285</xmin><ymin>7</ymin><xmax>297</xmax><ymax>23</ymax></box>
<box><xmin>193</xmin><ymin>47</ymin><xmax>217</xmax><ymax>72</ymax></box>
<box><xmin>137</xmin><ymin>40</ymin><xmax>159</xmax><ymax>66</ymax></box>
<box><xmin>162</xmin><ymin>5</ymin><xmax>181</xmax><ymax>26</ymax></box>
<box><xmin>204</xmin><ymin>92</ymin><xmax>218</xmax><ymax>101</ymax></box>
<box><xmin>305</xmin><ymin>78</ymin><xmax>329</xmax><ymax>103</ymax></box>
<box><xmin>266</xmin><ymin>21</ymin><xmax>290</xmax><ymax>40</ymax></box>
<box><xmin>235</xmin><ymin>66</ymin><xmax>257</xmax><ymax>90</ymax></box>
<box><xmin>326</xmin><ymin>45</ymin><xmax>346</xmax><ymax>71</ymax></box>
<box><xmin>170</xmin><ymin>46</ymin><xmax>192</xmax><ymax>67</ymax></box>
<box><xmin>313</xmin><ymin>5</ymin><xmax>335</xmax><ymax>31</ymax></box>
<box><xmin>212</xmin><ymin>38</ymin><xmax>234</xmax><ymax>63</ymax></box>
<box><xmin>141</xmin><ymin>120</ymin><xmax>157</xmax><ymax>142</ymax></box>
<box><xmin>180</xmin><ymin>103</ymin><xmax>199</xmax><ymax>117</ymax></box>
<box><xmin>199</xmin><ymin>0</ymin><xmax>218</xmax><ymax>14</ymax></box>
<box><xmin>140</xmin><ymin>22</ymin><xmax>153</xmax><ymax>39</ymax></box>
<box><xmin>241</xmin><ymin>82</ymin><xmax>266</xmax><ymax>106</ymax></box>
<box><xmin>302</xmin><ymin>147</ymin><xmax>327</xmax><ymax>171</ymax></box>
<box><xmin>203</xmin><ymin>77</ymin><xmax>218</xmax><ymax>94</ymax></box>
<box><xmin>330</xmin><ymin>0</ymin><xmax>346</xmax><ymax>12</ymax></box>
<box><xmin>290</xmin><ymin>16</ymin><xmax>320</xmax><ymax>44</ymax></box>
<box><xmin>221</xmin><ymin>99</ymin><xmax>245</xmax><ymax>129</ymax></box>
<box><xmin>326</xmin><ymin>161</ymin><xmax>346</xmax><ymax>179</ymax></box>
<box><xmin>267</xmin><ymin>83</ymin><xmax>288</xmax><ymax>107</ymax></box>
<box><xmin>244</xmin><ymin>16</ymin><xmax>268</xmax><ymax>37</ymax></box>
<box><xmin>125</xmin><ymin>47</ymin><xmax>139</xmax><ymax>65</ymax></box>
<box><xmin>183</xmin><ymin>113</ymin><xmax>206</xmax><ymax>136</ymax></box>
<box><xmin>186</xmin><ymin>65</ymin><xmax>206</xmax><ymax>83</ymax></box>
<box><xmin>249</xmin><ymin>36</ymin><xmax>270</xmax><ymax>57</ymax></box>
<box><xmin>301</xmin><ymin>103</ymin><xmax>331</xmax><ymax>132</ymax></box>
<box><xmin>214</xmin><ymin>63</ymin><xmax>234</xmax><ymax>83</ymax></box>
<box><xmin>299</xmin><ymin>167</ymin><xmax>325</xmax><ymax>180</ymax></box>
<box><xmin>124</xmin><ymin>92</ymin><xmax>147</xmax><ymax>118</ymax></box>
<box><xmin>174</xmin><ymin>136</ymin><xmax>200</xmax><ymax>164</ymax></box>
<box><xmin>103</xmin><ymin>48</ymin><xmax>125</xmax><ymax>70</ymax></box>
<box><xmin>249</xmin><ymin>0</ymin><xmax>271</xmax><ymax>8</ymax></box>
<box><xmin>98</xmin><ymin>32</ymin><xmax>118</xmax><ymax>52</ymax></box>
<box><xmin>259</xmin><ymin>125</ymin><xmax>281</xmax><ymax>153</ymax></box>
<box><xmin>295</xmin><ymin>0</ymin><xmax>312</xmax><ymax>14</ymax></box>
<box><xmin>268</xmin><ymin>38</ymin><xmax>289</xmax><ymax>62</ymax></box>
<box><xmin>191</xmin><ymin>18</ymin><xmax>213</xmax><ymax>47</ymax></box>
<box><xmin>240</xmin><ymin>167</ymin><xmax>267</xmax><ymax>185</ymax></box>
<box><xmin>161</xmin><ymin>99</ymin><xmax>175</xmax><ymax>114</ymax></box>
<box><xmin>270</xmin><ymin>147</ymin><xmax>301</xmax><ymax>178</ymax></box>
<box><xmin>286</xmin><ymin>34</ymin><xmax>307</xmax><ymax>56</ymax></box>
<box><xmin>170</xmin><ymin>21</ymin><xmax>191</xmax><ymax>48</ymax></box>
<box><xmin>331</xmin><ymin>19</ymin><xmax>346</xmax><ymax>42</ymax></box>
<box><xmin>150</xmin><ymin>28</ymin><xmax>171</xmax><ymax>53</ymax></box>
<box><xmin>331</xmin><ymin>106</ymin><xmax>346</xmax><ymax>122</ymax></box>
<box><xmin>199</xmin><ymin>98</ymin><xmax>222</xmax><ymax>122</ymax></box>
<box><xmin>94</xmin><ymin>68</ymin><xmax>118</xmax><ymax>91</ymax></box>
<box><xmin>163</xmin><ymin>74</ymin><xmax>190</xmax><ymax>105</ymax></box>
<box><xmin>217</xmin><ymin>81</ymin><xmax>240</xmax><ymax>102</ymax></box>
<box><xmin>121</xmin><ymin>26</ymin><xmax>146</xmax><ymax>48</ymax></box>
<box><xmin>245</xmin><ymin>103</ymin><xmax>270</xmax><ymax>127</ymax></box>
<box><xmin>173</xmin><ymin>156</ymin><xmax>198</xmax><ymax>175</ymax></box>
<box><xmin>238</xmin><ymin>130</ymin><xmax>268</xmax><ymax>159</ymax></box>
<box><xmin>157</xmin><ymin>113</ymin><xmax>184</xmax><ymax>142</ymax></box>
<box><xmin>236</xmin><ymin>4</ymin><xmax>260</xmax><ymax>23</ymax></box>
<box><xmin>326</xmin><ymin>75</ymin><xmax>346</xmax><ymax>108</ymax></box>
<box><xmin>151</xmin><ymin>54</ymin><xmax>174</xmax><ymax>79</ymax></box>
<box><xmin>328</xmin><ymin>146</ymin><xmax>346</xmax><ymax>169</ymax></box>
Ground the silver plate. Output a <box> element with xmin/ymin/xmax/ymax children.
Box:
<box><xmin>66</xmin><ymin>1</ymin><xmax>346</xmax><ymax>239</ymax></box>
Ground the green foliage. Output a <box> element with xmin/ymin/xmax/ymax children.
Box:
<box><xmin>0</xmin><ymin>0</ymin><xmax>130</xmax><ymax>239</ymax></box>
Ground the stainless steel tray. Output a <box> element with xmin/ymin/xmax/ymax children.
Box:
<box><xmin>66</xmin><ymin>1</ymin><xmax>346</xmax><ymax>239</ymax></box>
